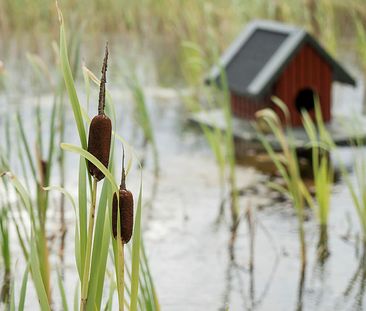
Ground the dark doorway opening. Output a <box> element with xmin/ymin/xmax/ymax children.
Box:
<box><xmin>295</xmin><ymin>88</ymin><xmax>316</xmax><ymax>113</ymax></box>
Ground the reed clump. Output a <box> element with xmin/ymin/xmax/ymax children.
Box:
<box><xmin>256</xmin><ymin>99</ymin><xmax>310</xmax><ymax>273</ymax></box>
<box><xmin>81</xmin><ymin>43</ymin><xmax>113</xmax><ymax>311</ymax></box>
<box><xmin>58</xmin><ymin>4</ymin><xmax>158</xmax><ymax>307</ymax></box>
<box><xmin>302</xmin><ymin>101</ymin><xmax>334</xmax><ymax>261</ymax></box>
<box><xmin>257</xmin><ymin>98</ymin><xmax>336</xmax><ymax>267</ymax></box>
<box><xmin>180</xmin><ymin>40</ymin><xmax>240</xmax><ymax>259</ymax></box>
<box><xmin>338</xmin><ymin>117</ymin><xmax>366</xmax><ymax>244</ymax></box>
<box><xmin>0</xmin><ymin>4</ymin><xmax>160</xmax><ymax>308</ymax></box>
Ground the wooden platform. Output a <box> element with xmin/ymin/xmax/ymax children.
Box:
<box><xmin>189</xmin><ymin>109</ymin><xmax>366</xmax><ymax>152</ymax></box>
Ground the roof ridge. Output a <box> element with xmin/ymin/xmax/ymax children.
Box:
<box><xmin>246</xmin><ymin>29</ymin><xmax>306</xmax><ymax>96</ymax></box>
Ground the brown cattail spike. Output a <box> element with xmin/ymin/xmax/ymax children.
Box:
<box><xmin>98</xmin><ymin>43</ymin><xmax>108</xmax><ymax>115</ymax></box>
<box><xmin>87</xmin><ymin>43</ymin><xmax>112</xmax><ymax>181</ymax></box>
<box><xmin>112</xmin><ymin>146</ymin><xmax>134</xmax><ymax>243</ymax></box>
<box><xmin>87</xmin><ymin>115</ymin><xmax>112</xmax><ymax>180</ymax></box>
<box><xmin>112</xmin><ymin>189</ymin><xmax>134</xmax><ymax>243</ymax></box>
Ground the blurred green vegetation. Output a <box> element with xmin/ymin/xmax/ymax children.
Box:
<box><xmin>1</xmin><ymin>0</ymin><xmax>366</xmax><ymax>63</ymax></box>
<box><xmin>1</xmin><ymin>0</ymin><xmax>366</xmax><ymax>89</ymax></box>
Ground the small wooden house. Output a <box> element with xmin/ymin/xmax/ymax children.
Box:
<box><xmin>206</xmin><ymin>20</ymin><xmax>356</xmax><ymax>127</ymax></box>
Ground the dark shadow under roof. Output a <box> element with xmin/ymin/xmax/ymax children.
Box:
<box><xmin>206</xmin><ymin>20</ymin><xmax>356</xmax><ymax>99</ymax></box>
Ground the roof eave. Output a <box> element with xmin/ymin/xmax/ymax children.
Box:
<box><xmin>304</xmin><ymin>35</ymin><xmax>357</xmax><ymax>87</ymax></box>
<box><xmin>333</xmin><ymin>71</ymin><xmax>357</xmax><ymax>87</ymax></box>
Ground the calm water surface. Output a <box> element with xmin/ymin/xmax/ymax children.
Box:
<box><xmin>0</xmin><ymin>39</ymin><xmax>366</xmax><ymax>310</ymax></box>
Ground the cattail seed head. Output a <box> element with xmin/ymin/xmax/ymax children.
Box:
<box><xmin>112</xmin><ymin>189</ymin><xmax>134</xmax><ymax>243</ymax></box>
<box><xmin>87</xmin><ymin>115</ymin><xmax>112</xmax><ymax>180</ymax></box>
<box><xmin>112</xmin><ymin>145</ymin><xmax>133</xmax><ymax>243</ymax></box>
<box><xmin>87</xmin><ymin>43</ymin><xmax>112</xmax><ymax>181</ymax></box>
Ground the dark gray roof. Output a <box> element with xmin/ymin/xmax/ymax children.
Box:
<box><xmin>206</xmin><ymin>20</ymin><xmax>356</xmax><ymax>98</ymax></box>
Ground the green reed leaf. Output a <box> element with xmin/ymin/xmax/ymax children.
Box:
<box><xmin>58</xmin><ymin>5</ymin><xmax>87</xmax><ymax>149</ymax></box>
<box><xmin>18</xmin><ymin>265</ymin><xmax>29</xmax><ymax>311</ymax></box>
<box><xmin>60</xmin><ymin>143</ymin><xmax>118</xmax><ymax>193</ymax></box>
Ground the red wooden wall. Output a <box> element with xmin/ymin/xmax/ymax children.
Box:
<box><xmin>231</xmin><ymin>93</ymin><xmax>269</xmax><ymax>120</ymax></box>
<box><xmin>272</xmin><ymin>43</ymin><xmax>332</xmax><ymax>126</ymax></box>
<box><xmin>230</xmin><ymin>43</ymin><xmax>333</xmax><ymax>127</ymax></box>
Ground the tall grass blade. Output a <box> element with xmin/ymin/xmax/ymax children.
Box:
<box><xmin>57</xmin><ymin>268</ymin><xmax>69</xmax><ymax>311</ymax></box>
<box><xmin>30</xmin><ymin>237</ymin><xmax>51</xmax><ymax>310</ymax></box>
<box><xmin>18</xmin><ymin>266</ymin><xmax>29</xmax><ymax>311</ymax></box>
<box><xmin>9</xmin><ymin>279</ymin><xmax>14</xmax><ymax>311</ymax></box>
<box><xmin>57</xmin><ymin>3</ymin><xmax>87</xmax><ymax>149</ymax></box>
<box><xmin>86</xmin><ymin>180</ymin><xmax>111</xmax><ymax>310</ymax></box>
<box><xmin>78</xmin><ymin>157</ymin><xmax>87</xmax><ymax>280</ymax></box>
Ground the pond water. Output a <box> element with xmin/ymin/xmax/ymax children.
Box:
<box><xmin>1</xmin><ymin>38</ymin><xmax>366</xmax><ymax>310</ymax></box>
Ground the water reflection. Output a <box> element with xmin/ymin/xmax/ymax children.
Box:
<box><xmin>0</xmin><ymin>270</ymin><xmax>10</xmax><ymax>305</ymax></box>
<box><xmin>221</xmin><ymin>262</ymin><xmax>235</xmax><ymax>311</ymax></box>
<box><xmin>296</xmin><ymin>268</ymin><xmax>306</xmax><ymax>311</ymax></box>
<box><xmin>316</xmin><ymin>224</ymin><xmax>330</xmax><ymax>265</ymax></box>
<box><xmin>342</xmin><ymin>245</ymin><xmax>366</xmax><ymax>310</ymax></box>
<box><xmin>221</xmin><ymin>204</ymin><xmax>280</xmax><ymax>310</ymax></box>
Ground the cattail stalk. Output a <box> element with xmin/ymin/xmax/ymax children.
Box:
<box><xmin>117</xmin><ymin>228</ymin><xmax>125</xmax><ymax>311</ymax></box>
<box><xmin>113</xmin><ymin>147</ymin><xmax>134</xmax><ymax>311</ymax></box>
<box><xmin>81</xmin><ymin>43</ymin><xmax>111</xmax><ymax>311</ymax></box>
<box><xmin>87</xmin><ymin>43</ymin><xmax>112</xmax><ymax>181</ymax></box>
